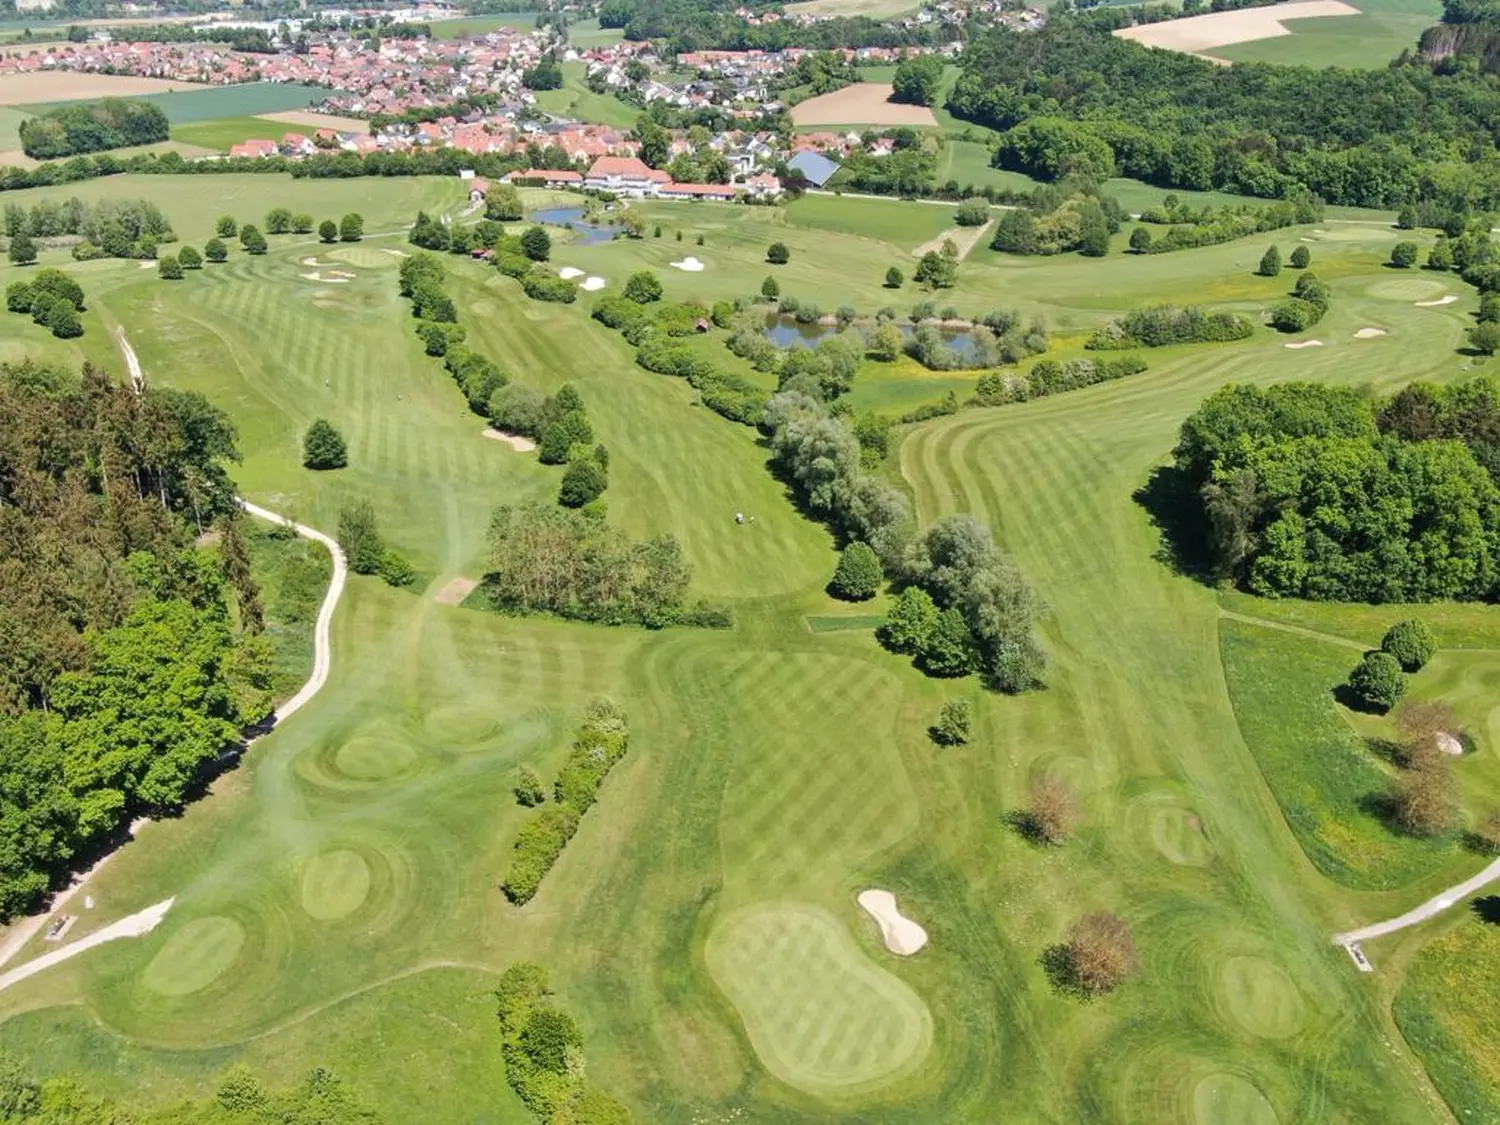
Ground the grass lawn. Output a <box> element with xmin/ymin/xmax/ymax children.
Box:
<box><xmin>530</xmin><ymin>62</ymin><xmax>639</xmax><ymax>129</ymax></box>
<box><xmin>429</xmin><ymin>11</ymin><xmax>539</xmax><ymax>36</ymax></box>
<box><xmin>566</xmin><ymin>17</ymin><xmax>626</xmax><ymax>48</ymax></box>
<box><xmin>171</xmin><ymin>115</ymin><xmax>312</xmax><ymax>150</ymax></box>
<box><xmin>1211</xmin><ymin>0</ymin><xmax>1442</xmax><ymax>66</ymax></box>
<box><xmin>21</xmin><ymin>82</ymin><xmax>328</xmax><ymax>124</ymax></box>
<box><xmin>0</xmin><ymin>169</ymin><xmax>1493</xmax><ymax>1125</ymax></box>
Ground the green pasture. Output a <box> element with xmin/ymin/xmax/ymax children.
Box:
<box><xmin>170</xmin><ymin>115</ymin><xmax>315</xmax><ymax>151</ymax></box>
<box><xmin>565</xmin><ymin>17</ymin><xmax>626</xmax><ymax>48</ymax></box>
<box><xmin>1212</xmin><ymin>0</ymin><xmax>1442</xmax><ymax>66</ymax></box>
<box><xmin>21</xmin><ymin>82</ymin><xmax>328</xmax><ymax>124</ymax></box>
<box><xmin>0</xmin><ymin>170</ymin><xmax>1495</xmax><ymax>1123</ymax></box>
<box><xmin>428</xmin><ymin>11</ymin><xmax>540</xmax><ymax>37</ymax></box>
<box><xmin>530</xmin><ymin>62</ymin><xmax>639</xmax><ymax>128</ymax></box>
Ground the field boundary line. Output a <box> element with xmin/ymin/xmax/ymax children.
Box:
<box><xmin>1218</xmin><ymin>608</ymin><xmax>1369</xmax><ymax>651</ymax></box>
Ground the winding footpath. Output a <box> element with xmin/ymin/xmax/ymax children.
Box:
<box><xmin>1335</xmin><ymin>858</ymin><xmax>1500</xmax><ymax>971</ymax></box>
<box><xmin>0</xmin><ymin>333</ymin><xmax>348</xmax><ymax>993</ymax></box>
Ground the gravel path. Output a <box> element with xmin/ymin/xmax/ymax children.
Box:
<box><xmin>0</xmin><ymin>900</ymin><xmax>173</xmax><ymax>995</ymax></box>
<box><xmin>1334</xmin><ymin>858</ymin><xmax>1500</xmax><ymax>969</ymax></box>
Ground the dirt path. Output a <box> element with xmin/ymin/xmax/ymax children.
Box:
<box><xmin>912</xmin><ymin>220</ymin><xmax>992</xmax><ymax>262</ymax></box>
<box><xmin>0</xmin><ymin>900</ymin><xmax>173</xmax><ymax>995</ymax></box>
<box><xmin>1218</xmin><ymin>609</ymin><xmax>1369</xmax><ymax>651</ymax></box>
<box><xmin>1335</xmin><ymin>858</ymin><xmax>1500</xmax><ymax>970</ymax></box>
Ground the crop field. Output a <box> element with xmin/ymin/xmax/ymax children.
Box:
<box><xmin>1211</xmin><ymin>0</ymin><xmax>1442</xmax><ymax>66</ymax></box>
<box><xmin>785</xmin><ymin>0</ymin><xmax>920</xmax><ymax>16</ymax></box>
<box><xmin>18</xmin><ymin>81</ymin><xmax>329</xmax><ymax>122</ymax></box>
<box><xmin>790</xmin><ymin>83</ymin><xmax>939</xmax><ymax>127</ymax></box>
<box><xmin>0</xmin><ymin>172</ymin><xmax>1499</xmax><ymax>1124</ymax></box>
<box><xmin>0</xmin><ymin>71</ymin><xmax>187</xmax><ymax>105</ymax></box>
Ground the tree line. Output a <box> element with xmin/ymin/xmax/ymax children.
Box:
<box><xmin>19</xmin><ymin>98</ymin><xmax>168</xmax><ymax>159</ymax></box>
<box><xmin>0</xmin><ymin>361</ymin><xmax>273</xmax><ymax>919</ymax></box>
<box><xmin>4</xmin><ymin>195</ymin><xmax>175</xmax><ymax>262</ymax></box>
<box><xmin>1174</xmin><ymin>379</ymin><xmax>1500</xmax><ymax>601</ymax></box>
<box><xmin>948</xmin><ymin>24</ymin><xmax>1500</xmax><ymax>209</ymax></box>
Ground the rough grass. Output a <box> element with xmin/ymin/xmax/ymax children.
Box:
<box><xmin>0</xmin><ymin>170</ymin><xmax>1490</xmax><ymax>1124</ymax></box>
<box><xmin>529</xmin><ymin>62</ymin><xmax>638</xmax><ymax>130</ymax></box>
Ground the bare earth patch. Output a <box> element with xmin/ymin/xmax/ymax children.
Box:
<box><xmin>1114</xmin><ymin>1</ymin><xmax>1358</xmax><ymax>60</ymax></box>
<box><xmin>912</xmin><ymin>220</ymin><xmax>992</xmax><ymax>261</ymax></box>
<box><xmin>483</xmin><ymin>427</ymin><xmax>536</xmax><ymax>452</ymax></box>
<box><xmin>255</xmin><ymin>110</ymin><xmax>370</xmax><ymax>134</ymax></box>
<box><xmin>433</xmin><ymin>577</ymin><xmax>478</xmax><ymax>606</ymax></box>
<box><xmin>0</xmin><ymin>150</ymin><xmax>37</xmax><ymax>169</ymax></box>
<box><xmin>791</xmin><ymin>83</ymin><xmax>938</xmax><ymax>127</ymax></box>
<box><xmin>0</xmin><ymin>72</ymin><xmax>190</xmax><ymax>105</ymax></box>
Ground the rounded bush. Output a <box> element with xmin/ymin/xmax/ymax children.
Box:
<box><xmin>1381</xmin><ymin>618</ymin><xmax>1435</xmax><ymax>672</ymax></box>
<box><xmin>1347</xmin><ymin>651</ymin><xmax>1406</xmax><ymax>713</ymax></box>
<box><xmin>829</xmin><ymin>542</ymin><xmax>882</xmax><ymax>601</ymax></box>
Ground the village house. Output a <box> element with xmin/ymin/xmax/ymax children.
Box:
<box><xmin>584</xmin><ymin>155</ymin><xmax>670</xmax><ymax>198</ymax></box>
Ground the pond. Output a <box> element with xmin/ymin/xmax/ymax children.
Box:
<box><xmin>762</xmin><ymin>314</ymin><xmax>986</xmax><ymax>367</ymax></box>
<box><xmin>529</xmin><ymin>207</ymin><xmax>616</xmax><ymax>246</ymax></box>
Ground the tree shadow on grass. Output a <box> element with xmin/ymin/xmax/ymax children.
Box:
<box><xmin>1132</xmin><ymin>464</ymin><xmax>1214</xmax><ymax>583</ymax></box>
<box><xmin>1039</xmin><ymin>945</ymin><xmax>1093</xmax><ymax>1000</ymax></box>
<box><xmin>1473</xmin><ymin>896</ymin><xmax>1500</xmax><ymax>925</ymax></box>
<box><xmin>1004</xmin><ymin>809</ymin><xmax>1049</xmax><ymax>847</ymax></box>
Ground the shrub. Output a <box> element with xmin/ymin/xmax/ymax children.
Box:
<box><xmin>622</xmin><ymin>269</ymin><xmax>663</xmax><ymax>304</ymax></box>
<box><xmin>1480</xmin><ymin>293</ymin><xmax>1500</xmax><ymax>324</ymax></box>
<box><xmin>885</xmin><ymin>266</ymin><xmax>904</xmax><ymax>288</ymax></box>
<box><xmin>339</xmin><ymin>213</ymin><xmax>363</xmax><ymax>242</ymax></box>
<box><xmin>880</xmin><ymin>586</ymin><xmax>937</xmax><ymax>653</ymax></box>
<box><xmin>1257</xmin><ymin>245</ymin><xmax>1281</xmax><ymax>277</ymax></box>
<box><xmin>514</xmin><ymin>767</ymin><xmax>545</xmax><ymax>807</ymax></box>
<box><xmin>933</xmin><ymin>698</ymin><xmax>972</xmax><ymax>745</ymax></box>
<box><xmin>318</xmin><ymin>219</ymin><xmax>337</xmax><ymax>243</ymax></box>
<box><xmin>558</xmin><ymin>458</ymin><xmax>608</xmax><ymax>507</ymax></box>
<box><xmin>1469</xmin><ymin>322</ymin><xmax>1500</xmax><ymax>355</ymax></box>
<box><xmin>1270</xmin><ymin>298</ymin><xmax>1320</xmax><ymax>333</ymax></box>
<box><xmin>520</xmin><ymin>225</ymin><xmax>551</xmax><ymax>261</ymax></box>
<box><xmin>767</xmin><ymin>241</ymin><xmax>790</xmax><ymax>264</ymax></box>
<box><xmin>302</xmin><ymin>419</ymin><xmax>348</xmax><ymax>470</ymax></box>
<box><xmin>177</xmin><ymin>244</ymin><xmax>202</xmax><ymax>269</ymax></box>
<box><xmin>239</xmin><ymin>225</ymin><xmax>267</xmax><ymax>255</ymax></box>
<box><xmin>7</xmin><ymin>232</ymin><xmax>36</xmax><ymax>265</ymax></box>
<box><xmin>501</xmin><ymin>805</ymin><xmax>579</xmax><ymax>903</ymax></box>
<box><xmin>919</xmin><ymin>607</ymin><xmax>978</xmax><ymax>677</ymax></box>
<box><xmin>829</xmin><ymin>541</ymin><xmax>882</xmax><ymax>600</ymax></box>
<box><xmin>292</xmin><ymin>212</ymin><xmax>314</xmax><ymax>234</ymax></box>
<box><xmin>379</xmin><ymin>549</ymin><xmax>416</xmax><ymax>587</ymax></box>
<box><xmin>215</xmin><ymin>215</ymin><xmax>238</xmax><ymax>239</ymax></box>
<box><xmin>204</xmin><ymin>237</ymin><xmax>227</xmax><ymax>262</ymax></box>
<box><xmin>157</xmin><ymin>254</ymin><xmax>182</xmax><ymax>280</ymax></box>
<box><xmin>761</xmin><ymin>276</ymin><xmax>780</xmax><ymax>299</ymax></box>
<box><xmin>521</xmin><ymin>270</ymin><xmax>577</xmax><ymax>303</ymax></box>
<box><xmin>1392</xmin><ymin>762</ymin><xmax>1457</xmax><ymax>837</ymax></box>
<box><xmin>265</xmin><ymin>207</ymin><xmax>292</xmax><ymax>235</ymax></box>
<box><xmin>1389</xmin><ymin>240</ymin><xmax>1419</xmax><ymax>268</ymax></box>
<box><xmin>1064</xmin><ymin>912</ymin><xmax>1138</xmax><ymax>994</ymax></box>
<box><xmin>1382</xmin><ymin>619</ymin><xmax>1435</xmax><ymax>672</ymax></box>
<box><xmin>955</xmin><ymin>198</ymin><xmax>989</xmax><ymax>227</ymax></box>
<box><xmin>337</xmin><ymin>500</ymin><xmax>384</xmax><ymax>575</ymax></box>
<box><xmin>1347</xmin><ymin>651</ymin><xmax>1406</xmax><ymax>712</ymax></box>
<box><xmin>1027</xmin><ymin>773</ymin><xmax>1079</xmax><ymax>844</ymax></box>
<box><xmin>1128</xmin><ymin>226</ymin><xmax>1152</xmax><ymax>253</ymax></box>
<box><xmin>1289</xmin><ymin>244</ymin><xmax>1311</xmax><ymax>269</ymax></box>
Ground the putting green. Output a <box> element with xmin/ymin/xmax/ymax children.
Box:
<box><xmin>1151</xmin><ymin>805</ymin><xmax>1214</xmax><ymax>867</ymax></box>
<box><xmin>301</xmin><ymin>849</ymin><xmax>372</xmax><ymax>920</ymax></box>
<box><xmin>1366</xmin><ymin>277</ymin><xmax>1448</xmax><ymax>301</ymax></box>
<box><xmin>329</xmin><ymin>245</ymin><xmax>400</xmax><ymax>268</ymax></box>
<box><xmin>141</xmin><ymin>916</ymin><xmax>246</xmax><ymax>997</ymax></box>
<box><xmin>705</xmin><ymin>901</ymin><xmax>933</xmax><ymax>1095</ymax></box>
<box><xmin>1217</xmin><ymin>957</ymin><xmax>1305</xmax><ymax>1040</ymax></box>
<box><xmin>422</xmin><ymin>703</ymin><xmax>500</xmax><ymax>744</ymax></box>
<box><xmin>1193</xmin><ymin>1074</ymin><xmax>1280</xmax><ymax>1125</ymax></box>
<box><xmin>334</xmin><ymin>735</ymin><xmax>418</xmax><ymax>781</ymax></box>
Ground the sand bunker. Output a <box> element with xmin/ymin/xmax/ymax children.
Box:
<box><xmin>301</xmin><ymin>272</ymin><xmax>349</xmax><ymax>283</ymax></box>
<box><xmin>671</xmin><ymin>257</ymin><xmax>705</xmax><ymax>272</ymax></box>
<box><xmin>1416</xmin><ymin>295</ymin><xmax>1458</xmax><ymax>307</ymax></box>
<box><xmin>328</xmin><ymin>270</ymin><xmax>356</xmax><ymax>279</ymax></box>
<box><xmin>857</xmin><ymin>889</ymin><xmax>927</xmax><ymax>956</ymax></box>
<box><xmin>433</xmin><ymin>576</ymin><xmax>478</xmax><ymax>606</ymax></box>
<box><xmin>1353</xmin><ymin>327</ymin><xmax>1387</xmax><ymax>339</ymax></box>
<box><xmin>302</xmin><ymin>256</ymin><xmax>331</xmax><ymax>267</ymax></box>
<box><xmin>138</xmin><ymin>261</ymin><xmax>155</xmax><ymax>269</ymax></box>
<box><xmin>581</xmin><ymin>276</ymin><xmax>607</xmax><ymax>291</ymax></box>
<box><xmin>1438</xmin><ymin>732</ymin><xmax>1464</xmax><ymax>756</ymax></box>
<box><xmin>558</xmin><ymin>266</ymin><xmax>585</xmax><ymax>279</ymax></box>
<box><xmin>483</xmin><ymin>427</ymin><xmax>536</xmax><ymax>452</ymax></box>
<box><xmin>381</xmin><ymin>248</ymin><xmax>408</xmax><ymax>257</ymax></box>
<box><xmin>1284</xmin><ymin>340</ymin><xmax>1324</xmax><ymax>349</ymax></box>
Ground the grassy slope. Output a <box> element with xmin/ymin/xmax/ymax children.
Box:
<box><xmin>1212</xmin><ymin>0</ymin><xmax>1442</xmax><ymax>66</ymax></box>
<box><xmin>530</xmin><ymin>62</ymin><xmax>639</xmax><ymax>129</ymax></box>
<box><xmin>171</xmin><ymin>116</ymin><xmax>313</xmax><ymax>151</ymax></box>
<box><xmin>0</xmin><ymin>172</ymin><xmax>1491</xmax><ymax>1124</ymax></box>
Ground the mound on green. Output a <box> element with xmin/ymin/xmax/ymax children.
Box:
<box><xmin>142</xmin><ymin>916</ymin><xmax>246</xmax><ymax>997</ymax></box>
<box><xmin>705</xmin><ymin>901</ymin><xmax>933</xmax><ymax>1094</ymax></box>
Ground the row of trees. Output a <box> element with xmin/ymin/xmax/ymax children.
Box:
<box><xmin>19</xmin><ymin>98</ymin><xmax>168</xmax><ymax>159</ymax></box>
<box><xmin>4</xmin><ymin>195</ymin><xmax>174</xmax><ymax>263</ymax></box>
<box><xmin>216</xmin><ymin>211</ymin><xmax>364</xmax><ymax>245</ymax></box>
<box><xmin>501</xmin><ymin>700</ymin><xmax>630</xmax><ymax>904</ymax></box>
<box><xmin>336</xmin><ymin>501</ymin><xmax>415</xmax><ymax>588</ymax></box>
<box><xmin>0</xmin><ymin>361</ymin><xmax>272</xmax><ymax>918</ymax></box>
<box><xmin>1175</xmin><ymin>379</ymin><xmax>1500</xmax><ymax>600</ymax></box>
<box><xmin>1131</xmin><ymin>194</ymin><xmax>1323</xmax><ymax>255</ymax></box>
<box><xmin>1088</xmin><ymin>304</ymin><xmax>1254</xmax><ymax>349</ymax></box>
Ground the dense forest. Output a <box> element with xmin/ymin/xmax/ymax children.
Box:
<box><xmin>1173</xmin><ymin>379</ymin><xmax>1500</xmax><ymax>601</ymax></box>
<box><xmin>948</xmin><ymin>24</ymin><xmax>1500</xmax><ymax>208</ymax></box>
<box><xmin>0</xmin><ymin>361</ymin><xmax>272</xmax><ymax>920</ymax></box>
<box><xmin>19</xmin><ymin>99</ymin><xmax>169</xmax><ymax>160</ymax></box>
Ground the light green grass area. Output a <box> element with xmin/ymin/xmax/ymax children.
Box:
<box><xmin>0</xmin><ymin>106</ymin><xmax>25</xmax><ymax>151</ymax></box>
<box><xmin>1212</xmin><ymin>0</ymin><xmax>1442</xmax><ymax>67</ymax></box>
<box><xmin>784</xmin><ymin>192</ymin><xmax>959</xmax><ymax>245</ymax></box>
<box><xmin>21</xmin><ymin>82</ymin><xmax>328</xmax><ymax>124</ymax></box>
<box><xmin>0</xmin><ymin>170</ymin><xmax>1494</xmax><ymax>1124</ymax></box>
<box><xmin>530</xmin><ymin>61</ymin><xmax>639</xmax><ymax>128</ymax></box>
<box><xmin>429</xmin><ymin>11</ymin><xmax>539</xmax><ymax>37</ymax></box>
<box><xmin>170</xmin><ymin>115</ymin><xmax>311</xmax><ymax>151</ymax></box>
<box><xmin>566</xmin><ymin>17</ymin><xmax>626</xmax><ymax>48</ymax></box>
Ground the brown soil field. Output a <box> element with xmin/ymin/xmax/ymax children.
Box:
<box><xmin>256</xmin><ymin>110</ymin><xmax>370</xmax><ymax>134</ymax></box>
<box><xmin>790</xmin><ymin>83</ymin><xmax>938</xmax><ymax>127</ymax></box>
<box><xmin>0</xmin><ymin>72</ymin><xmax>191</xmax><ymax>105</ymax></box>
<box><xmin>1113</xmin><ymin>0</ymin><xmax>1358</xmax><ymax>54</ymax></box>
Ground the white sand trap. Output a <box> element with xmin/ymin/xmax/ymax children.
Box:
<box><xmin>1284</xmin><ymin>340</ymin><xmax>1324</xmax><ymax>349</ymax></box>
<box><xmin>1416</xmin><ymin>295</ymin><xmax>1458</xmax><ymax>307</ymax></box>
<box><xmin>1438</xmin><ymin>732</ymin><xmax>1464</xmax><ymax>756</ymax></box>
<box><xmin>581</xmin><ymin>276</ymin><xmax>607</xmax><ymax>291</ymax></box>
<box><xmin>671</xmin><ymin>256</ymin><xmax>706</xmax><ymax>272</ymax></box>
<box><xmin>301</xmin><ymin>272</ymin><xmax>349</xmax><ymax>283</ymax></box>
<box><xmin>558</xmin><ymin>266</ymin><xmax>585</xmax><ymax>279</ymax></box>
<box><xmin>138</xmin><ymin>261</ymin><xmax>155</xmax><ymax>269</ymax></box>
<box><xmin>857</xmin><ymin>889</ymin><xmax>928</xmax><ymax>956</ymax></box>
<box><xmin>380</xmin><ymin>248</ymin><xmax>407</xmax><ymax>257</ymax></box>
<box><xmin>328</xmin><ymin>270</ymin><xmax>356</xmax><ymax>279</ymax></box>
<box><xmin>1354</xmin><ymin>327</ymin><xmax>1387</xmax><ymax>339</ymax></box>
<box><xmin>483</xmin><ymin>427</ymin><xmax>536</xmax><ymax>452</ymax></box>
<box><xmin>301</xmin><ymin>256</ymin><xmax>328</xmax><ymax>266</ymax></box>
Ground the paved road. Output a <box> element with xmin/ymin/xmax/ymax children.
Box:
<box><xmin>1335</xmin><ymin>858</ymin><xmax>1500</xmax><ymax>951</ymax></box>
<box><xmin>0</xmin><ymin>900</ymin><xmax>173</xmax><ymax>995</ymax></box>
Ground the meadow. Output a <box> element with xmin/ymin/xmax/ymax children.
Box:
<box><xmin>19</xmin><ymin>82</ymin><xmax>329</xmax><ymax>124</ymax></box>
<box><xmin>0</xmin><ymin>172</ymin><xmax>1498</xmax><ymax>1123</ymax></box>
<box><xmin>1211</xmin><ymin>0</ymin><xmax>1442</xmax><ymax>65</ymax></box>
<box><xmin>530</xmin><ymin>62</ymin><xmax>640</xmax><ymax>131</ymax></box>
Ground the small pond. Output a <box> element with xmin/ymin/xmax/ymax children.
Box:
<box><xmin>762</xmin><ymin>314</ymin><xmax>986</xmax><ymax>367</ymax></box>
<box><xmin>529</xmin><ymin>207</ymin><xmax>616</xmax><ymax>246</ymax></box>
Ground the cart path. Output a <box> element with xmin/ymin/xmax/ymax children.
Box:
<box><xmin>0</xmin><ymin>900</ymin><xmax>173</xmax><ymax>995</ymax></box>
<box><xmin>1335</xmin><ymin>857</ymin><xmax>1500</xmax><ymax>969</ymax></box>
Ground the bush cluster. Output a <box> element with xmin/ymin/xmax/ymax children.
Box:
<box><xmin>336</xmin><ymin>501</ymin><xmax>415</xmax><ymax>588</ymax></box>
<box><xmin>1132</xmin><ymin>194</ymin><xmax>1322</xmax><ymax>254</ymax></box>
<box><xmin>1088</xmin><ymin>304</ymin><xmax>1254</xmax><ymax>349</ymax></box>
<box><xmin>990</xmin><ymin>178</ymin><xmax>1123</xmax><ymax>257</ymax></box>
<box><xmin>4</xmin><ymin>196</ymin><xmax>174</xmax><ymax>262</ymax></box>
<box><xmin>495</xmin><ymin>962</ymin><xmax>633</xmax><ymax>1124</ymax></box>
<box><xmin>5</xmin><ymin>268</ymin><xmax>85</xmax><ymax>339</ymax></box>
<box><xmin>972</xmin><ymin>354</ymin><xmax>1147</xmax><ymax>407</ymax></box>
<box><xmin>1269</xmin><ymin>273</ymin><xmax>1332</xmax><ymax>333</ymax></box>
<box><xmin>19</xmin><ymin>98</ymin><xmax>167</xmax><ymax>159</ymax></box>
<box><xmin>502</xmin><ymin>701</ymin><xmax>630</xmax><ymax>904</ymax></box>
